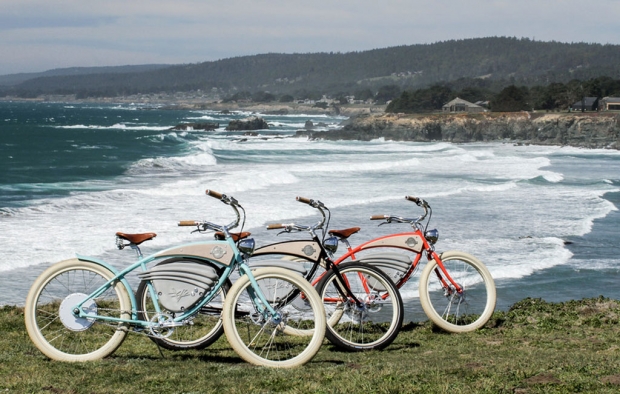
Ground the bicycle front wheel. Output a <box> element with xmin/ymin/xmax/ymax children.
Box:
<box><xmin>24</xmin><ymin>259</ymin><xmax>132</xmax><ymax>361</ymax></box>
<box><xmin>419</xmin><ymin>251</ymin><xmax>496</xmax><ymax>332</ymax></box>
<box><xmin>221</xmin><ymin>267</ymin><xmax>326</xmax><ymax>368</ymax></box>
<box><xmin>316</xmin><ymin>262</ymin><xmax>404</xmax><ymax>351</ymax></box>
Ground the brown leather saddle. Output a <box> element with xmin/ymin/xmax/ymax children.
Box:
<box><xmin>214</xmin><ymin>231</ymin><xmax>252</xmax><ymax>242</ymax></box>
<box><xmin>116</xmin><ymin>232</ymin><xmax>157</xmax><ymax>245</ymax></box>
<box><xmin>328</xmin><ymin>227</ymin><xmax>361</xmax><ymax>240</ymax></box>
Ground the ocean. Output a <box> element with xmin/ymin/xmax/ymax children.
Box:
<box><xmin>1</xmin><ymin>101</ymin><xmax>619</xmax><ymax>322</ymax></box>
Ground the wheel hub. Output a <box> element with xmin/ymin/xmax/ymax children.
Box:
<box><xmin>59</xmin><ymin>293</ymin><xmax>97</xmax><ymax>331</ymax></box>
<box><xmin>347</xmin><ymin>299</ymin><xmax>368</xmax><ymax>324</ymax></box>
<box><xmin>365</xmin><ymin>293</ymin><xmax>383</xmax><ymax>313</ymax></box>
<box><xmin>445</xmin><ymin>284</ymin><xmax>465</xmax><ymax>304</ymax></box>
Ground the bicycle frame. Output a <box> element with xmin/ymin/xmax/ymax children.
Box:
<box><xmin>253</xmin><ymin>199</ymin><xmax>371</xmax><ymax>306</ymax></box>
<box><xmin>254</xmin><ymin>196</ymin><xmax>463</xmax><ymax>304</ymax></box>
<box><xmin>70</xmin><ymin>216</ymin><xmax>277</xmax><ymax>331</ymax></box>
<box><xmin>335</xmin><ymin>231</ymin><xmax>462</xmax><ymax>293</ymax></box>
<box><xmin>252</xmin><ymin>236</ymin><xmax>369</xmax><ymax>304</ymax></box>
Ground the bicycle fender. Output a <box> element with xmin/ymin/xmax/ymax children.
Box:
<box><xmin>75</xmin><ymin>253</ymin><xmax>139</xmax><ymax>318</ymax></box>
<box><xmin>76</xmin><ymin>254</ymin><xmax>121</xmax><ymax>274</ymax></box>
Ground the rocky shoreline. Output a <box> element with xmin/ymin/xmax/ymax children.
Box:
<box><xmin>5</xmin><ymin>96</ymin><xmax>619</xmax><ymax>149</ymax></box>
<box><xmin>305</xmin><ymin>112</ymin><xmax>620</xmax><ymax>150</ymax></box>
<box><xmin>161</xmin><ymin>101</ymin><xmax>620</xmax><ymax>150</ymax></box>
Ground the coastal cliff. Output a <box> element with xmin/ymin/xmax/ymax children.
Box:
<box><xmin>306</xmin><ymin>112</ymin><xmax>620</xmax><ymax>149</ymax></box>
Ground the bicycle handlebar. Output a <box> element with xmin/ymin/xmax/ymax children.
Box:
<box><xmin>266</xmin><ymin>223</ymin><xmax>311</xmax><ymax>232</ymax></box>
<box><xmin>406</xmin><ymin>195</ymin><xmax>430</xmax><ymax>208</ymax></box>
<box><xmin>405</xmin><ymin>195</ymin><xmax>421</xmax><ymax>204</ymax></box>
<box><xmin>205</xmin><ymin>189</ymin><xmax>223</xmax><ymax>199</ymax></box>
<box><xmin>370</xmin><ymin>195</ymin><xmax>431</xmax><ymax>227</ymax></box>
<box><xmin>296</xmin><ymin>196</ymin><xmax>312</xmax><ymax>205</ymax></box>
<box><xmin>206</xmin><ymin>189</ymin><xmax>239</xmax><ymax>206</ymax></box>
<box><xmin>178</xmin><ymin>190</ymin><xmax>244</xmax><ymax>233</ymax></box>
<box><xmin>266</xmin><ymin>196</ymin><xmax>327</xmax><ymax>233</ymax></box>
<box><xmin>296</xmin><ymin>196</ymin><xmax>326</xmax><ymax>209</ymax></box>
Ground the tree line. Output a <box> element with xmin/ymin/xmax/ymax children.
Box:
<box><xmin>386</xmin><ymin>76</ymin><xmax>620</xmax><ymax>113</ymax></box>
<box><xmin>228</xmin><ymin>75</ymin><xmax>620</xmax><ymax>114</ymax></box>
<box><xmin>2</xmin><ymin>37</ymin><xmax>620</xmax><ymax>100</ymax></box>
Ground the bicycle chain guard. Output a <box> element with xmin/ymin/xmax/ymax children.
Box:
<box><xmin>137</xmin><ymin>259</ymin><xmax>220</xmax><ymax>313</ymax></box>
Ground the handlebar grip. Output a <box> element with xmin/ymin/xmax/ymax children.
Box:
<box><xmin>296</xmin><ymin>196</ymin><xmax>312</xmax><ymax>205</ymax></box>
<box><xmin>266</xmin><ymin>223</ymin><xmax>286</xmax><ymax>230</ymax></box>
<box><xmin>178</xmin><ymin>220</ymin><xmax>199</xmax><ymax>226</ymax></box>
<box><xmin>205</xmin><ymin>189</ymin><xmax>223</xmax><ymax>199</ymax></box>
<box><xmin>370</xmin><ymin>215</ymin><xmax>387</xmax><ymax>220</ymax></box>
<box><xmin>405</xmin><ymin>195</ymin><xmax>421</xmax><ymax>204</ymax></box>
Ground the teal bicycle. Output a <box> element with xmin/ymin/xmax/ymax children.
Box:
<box><xmin>24</xmin><ymin>190</ymin><xmax>326</xmax><ymax>368</ymax></box>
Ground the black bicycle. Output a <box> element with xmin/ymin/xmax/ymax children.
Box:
<box><xmin>146</xmin><ymin>196</ymin><xmax>404</xmax><ymax>352</ymax></box>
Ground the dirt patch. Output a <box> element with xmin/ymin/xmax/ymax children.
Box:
<box><xmin>524</xmin><ymin>373</ymin><xmax>562</xmax><ymax>385</ymax></box>
<box><xmin>601</xmin><ymin>374</ymin><xmax>620</xmax><ymax>385</ymax></box>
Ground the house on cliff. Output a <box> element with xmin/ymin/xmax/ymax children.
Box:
<box><xmin>442</xmin><ymin>97</ymin><xmax>485</xmax><ymax>113</ymax></box>
<box><xmin>600</xmin><ymin>97</ymin><xmax>620</xmax><ymax>111</ymax></box>
<box><xmin>570</xmin><ymin>97</ymin><xmax>599</xmax><ymax>111</ymax></box>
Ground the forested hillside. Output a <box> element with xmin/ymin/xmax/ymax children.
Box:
<box><xmin>2</xmin><ymin>37</ymin><xmax>620</xmax><ymax>100</ymax></box>
<box><xmin>0</xmin><ymin>65</ymin><xmax>170</xmax><ymax>87</ymax></box>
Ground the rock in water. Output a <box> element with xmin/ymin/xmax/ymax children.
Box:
<box><xmin>225</xmin><ymin>116</ymin><xmax>269</xmax><ymax>131</ymax></box>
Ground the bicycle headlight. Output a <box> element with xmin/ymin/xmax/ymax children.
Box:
<box><xmin>323</xmin><ymin>236</ymin><xmax>339</xmax><ymax>254</ymax></box>
<box><xmin>238</xmin><ymin>238</ymin><xmax>256</xmax><ymax>256</ymax></box>
<box><xmin>425</xmin><ymin>229</ymin><xmax>439</xmax><ymax>245</ymax></box>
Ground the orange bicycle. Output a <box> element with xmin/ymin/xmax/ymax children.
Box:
<box><xmin>331</xmin><ymin>196</ymin><xmax>496</xmax><ymax>332</ymax></box>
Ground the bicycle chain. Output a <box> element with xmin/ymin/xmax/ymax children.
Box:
<box><xmin>88</xmin><ymin>307</ymin><xmax>193</xmax><ymax>339</ymax></box>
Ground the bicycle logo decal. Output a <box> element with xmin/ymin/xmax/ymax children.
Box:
<box><xmin>210</xmin><ymin>246</ymin><xmax>226</xmax><ymax>259</ymax></box>
<box><xmin>405</xmin><ymin>237</ymin><xmax>419</xmax><ymax>248</ymax></box>
<box><xmin>302</xmin><ymin>245</ymin><xmax>317</xmax><ymax>256</ymax></box>
<box><xmin>169</xmin><ymin>287</ymin><xmax>192</xmax><ymax>302</ymax></box>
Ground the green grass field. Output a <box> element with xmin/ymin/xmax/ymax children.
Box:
<box><xmin>2</xmin><ymin>297</ymin><xmax>620</xmax><ymax>393</ymax></box>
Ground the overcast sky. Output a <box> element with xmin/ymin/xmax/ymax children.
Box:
<box><xmin>2</xmin><ymin>0</ymin><xmax>620</xmax><ymax>76</ymax></box>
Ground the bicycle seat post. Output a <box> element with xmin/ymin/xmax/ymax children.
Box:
<box><xmin>115</xmin><ymin>235</ymin><xmax>143</xmax><ymax>259</ymax></box>
<box><xmin>340</xmin><ymin>237</ymin><xmax>353</xmax><ymax>251</ymax></box>
<box><xmin>130</xmin><ymin>244</ymin><xmax>143</xmax><ymax>259</ymax></box>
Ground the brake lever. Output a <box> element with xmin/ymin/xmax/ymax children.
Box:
<box><xmin>191</xmin><ymin>223</ymin><xmax>210</xmax><ymax>234</ymax></box>
<box><xmin>314</xmin><ymin>199</ymin><xmax>325</xmax><ymax>209</ymax></box>
<box><xmin>377</xmin><ymin>218</ymin><xmax>392</xmax><ymax>227</ymax></box>
<box><xmin>228</xmin><ymin>196</ymin><xmax>239</xmax><ymax>206</ymax></box>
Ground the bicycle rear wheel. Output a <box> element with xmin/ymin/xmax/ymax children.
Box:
<box><xmin>136</xmin><ymin>279</ymin><xmax>230</xmax><ymax>350</ymax></box>
<box><xmin>316</xmin><ymin>261</ymin><xmax>403</xmax><ymax>351</ymax></box>
<box><xmin>24</xmin><ymin>259</ymin><xmax>131</xmax><ymax>361</ymax></box>
<box><xmin>222</xmin><ymin>267</ymin><xmax>326</xmax><ymax>368</ymax></box>
<box><xmin>419</xmin><ymin>251</ymin><xmax>496</xmax><ymax>332</ymax></box>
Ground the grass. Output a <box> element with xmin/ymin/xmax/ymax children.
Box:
<box><xmin>2</xmin><ymin>297</ymin><xmax>620</xmax><ymax>393</ymax></box>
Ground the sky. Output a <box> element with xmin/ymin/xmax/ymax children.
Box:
<box><xmin>2</xmin><ymin>0</ymin><xmax>620</xmax><ymax>76</ymax></box>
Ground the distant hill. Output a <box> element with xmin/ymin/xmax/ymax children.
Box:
<box><xmin>3</xmin><ymin>37</ymin><xmax>620</xmax><ymax>98</ymax></box>
<box><xmin>0</xmin><ymin>65</ymin><xmax>171</xmax><ymax>86</ymax></box>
